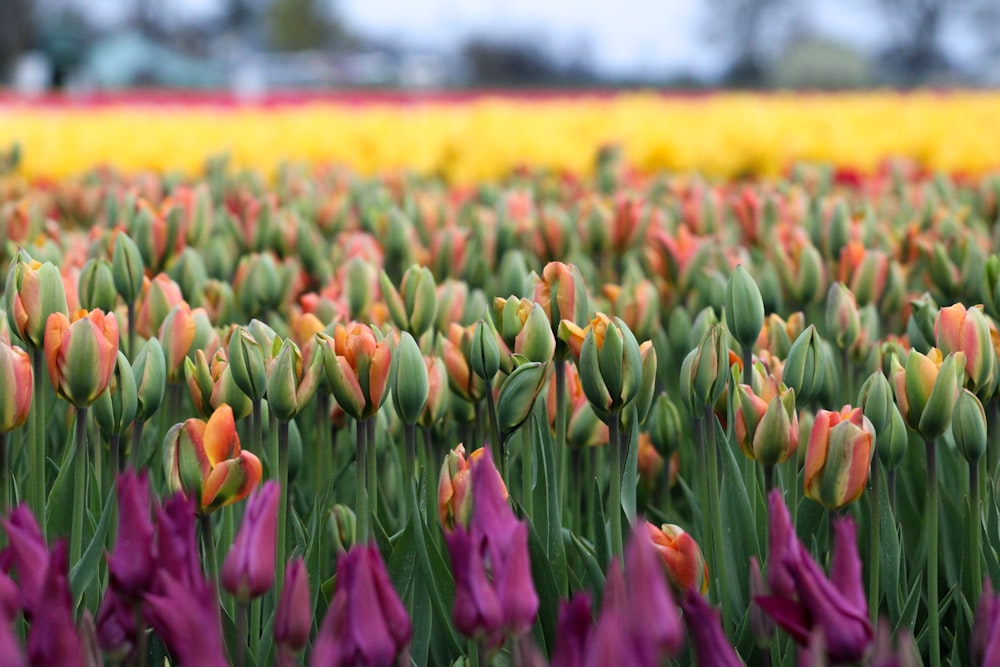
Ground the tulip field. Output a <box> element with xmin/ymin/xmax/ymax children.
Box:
<box><xmin>3</xmin><ymin>91</ymin><xmax>1000</xmax><ymax>666</ymax></box>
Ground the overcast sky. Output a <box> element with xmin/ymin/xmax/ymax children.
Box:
<box><xmin>74</xmin><ymin>0</ymin><xmax>984</xmax><ymax>78</ymax></box>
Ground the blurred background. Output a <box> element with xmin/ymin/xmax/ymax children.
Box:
<box><xmin>2</xmin><ymin>0</ymin><xmax>999</xmax><ymax>94</ymax></box>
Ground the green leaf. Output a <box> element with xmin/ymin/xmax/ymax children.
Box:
<box><xmin>45</xmin><ymin>426</ymin><xmax>78</xmax><ymax>539</ymax></box>
<box><xmin>592</xmin><ymin>478</ymin><xmax>610</xmax><ymax>573</ymax></box>
<box><xmin>69</xmin><ymin>488</ymin><xmax>114</xmax><ymax>606</ymax></box>
<box><xmin>715</xmin><ymin>417</ymin><xmax>757</xmax><ymax>622</ymax></box>
<box><xmin>896</xmin><ymin>574</ymin><xmax>923</xmax><ymax>635</ymax></box>
<box><xmin>526</xmin><ymin>519</ymin><xmax>560</xmax><ymax>654</ymax></box>
<box><xmin>621</xmin><ymin>410</ymin><xmax>639</xmax><ymax>522</ymax></box>
<box><xmin>532</xmin><ymin>404</ymin><xmax>567</xmax><ymax>595</ymax></box>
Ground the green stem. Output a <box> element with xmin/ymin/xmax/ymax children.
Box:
<box><xmin>925</xmin><ymin>439</ymin><xmax>940</xmax><ymax>667</ymax></box>
<box><xmin>555</xmin><ymin>360</ymin><xmax>569</xmax><ymax>526</ymax></box>
<box><xmin>742</xmin><ymin>343</ymin><xmax>753</xmax><ymax>387</ymax></box>
<box><xmin>93</xmin><ymin>424</ymin><xmax>103</xmax><ymax>503</ymax></box>
<box><xmin>485</xmin><ymin>389</ymin><xmax>503</xmax><ymax>481</ymax></box>
<box><xmin>404</xmin><ymin>422</ymin><xmax>417</xmax><ymax>525</ymax></box>
<box><xmin>763</xmin><ymin>464</ymin><xmax>775</xmax><ymax>494</ymax></box>
<box><xmin>887</xmin><ymin>468</ymin><xmax>896</xmax><ymax>515</ymax></box>
<box><xmin>29</xmin><ymin>348</ymin><xmax>46</xmax><ymax>536</ymax></box>
<box><xmin>704</xmin><ymin>407</ymin><xmax>729</xmax><ymax>630</ymax></box>
<box><xmin>314</xmin><ymin>393</ymin><xmax>329</xmax><ymax>497</ymax></box>
<box><xmin>128</xmin><ymin>419</ymin><xmax>145</xmax><ymax>469</ymax></box>
<box><xmin>235</xmin><ymin>600</ymin><xmax>248</xmax><ymax>667</ymax></box>
<box><xmin>609</xmin><ymin>414</ymin><xmax>623</xmax><ymax>557</ymax></box>
<box><xmin>522</xmin><ymin>425</ymin><xmax>533</xmax><ymax>520</ymax></box>
<box><xmin>970</xmin><ymin>461</ymin><xmax>983</xmax><ymax>608</ymax></box>
<box><xmin>276</xmin><ymin>420</ymin><xmax>290</xmax><ymax>597</ymax></box>
<box><xmin>869</xmin><ymin>455</ymin><xmax>881</xmax><ymax>624</ymax></box>
<box><xmin>469</xmin><ymin>639</ymin><xmax>481</xmax><ymax>667</ymax></box>
<box><xmin>840</xmin><ymin>347</ymin><xmax>853</xmax><ymax>407</ymax></box>
<box><xmin>0</xmin><ymin>432</ymin><xmax>7</xmax><ymax>510</ymax></box>
<box><xmin>127</xmin><ymin>301</ymin><xmax>136</xmax><ymax>361</ymax></box>
<box><xmin>251</xmin><ymin>398</ymin><xmax>263</xmax><ymax>454</ymax></box>
<box><xmin>69</xmin><ymin>407</ymin><xmax>89</xmax><ymax>569</ymax></box>
<box><xmin>249</xmin><ymin>597</ymin><xmax>262</xmax><ymax>662</ymax></box>
<box><xmin>199</xmin><ymin>512</ymin><xmax>219</xmax><ymax>586</ymax></box>
<box><xmin>110</xmin><ymin>433</ymin><xmax>121</xmax><ymax>474</ymax></box>
<box><xmin>356</xmin><ymin>418</ymin><xmax>369</xmax><ymax>542</ymax></box>
<box><xmin>366</xmin><ymin>417</ymin><xmax>377</xmax><ymax>527</ymax></box>
<box><xmin>133</xmin><ymin>601</ymin><xmax>148</xmax><ymax>667</ymax></box>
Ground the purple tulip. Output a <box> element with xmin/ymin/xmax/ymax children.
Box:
<box><xmin>766</xmin><ymin>489</ymin><xmax>800</xmax><ymax>600</ymax></box>
<box><xmin>222</xmin><ymin>480</ymin><xmax>279</xmax><ymax>601</ymax></box>
<box><xmin>757</xmin><ymin>493</ymin><xmax>873</xmax><ymax>663</ymax></box>
<box><xmin>0</xmin><ymin>573</ymin><xmax>24</xmax><ymax>667</ymax></box>
<box><xmin>680</xmin><ymin>589</ymin><xmax>744</xmax><ymax>667</ymax></box>
<box><xmin>444</xmin><ymin>449</ymin><xmax>538</xmax><ymax>648</ymax></box>
<box><xmin>96</xmin><ymin>588</ymin><xmax>138</xmax><ymax>661</ymax></box>
<box><xmin>973</xmin><ymin>579</ymin><xmax>1000</xmax><ymax>666</ymax></box>
<box><xmin>108</xmin><ymin>470</ymin><xmax>156</xmax><ymax>597</ymax></box>
<box><xmin>144</xmin><ymin>572</ymin><xmax>228</xmax><ymax>667</ymax></box>
<box><xmin>586</xmin><ymin>562</ymin><xmax>643</xmax><ymax>667</ymax></box>
<box><xmin>26</xmin><ymin>541</ymin><xmax>85</xmax><ymax>667</ymax></box>
<box><xmin>0</xmin><ymin>505</ymin><xmax>48</xmax><ymax>619</ymax></box>
<box><xmin>152</xmin><ymin>493</ymin><xmax>200</xmax><ymax>590</ymax></box>
<box><xmin>870</xmin><ymin>620</ymin><xmax>918</xmax><ymax>667</ymax></box>
<box><xmin>623</xmin><ymin>520</ymin><xmax>683</xmax><ymax>660</ymax></box>
<box><xmin>275</xmin><ymin>557</ymin><xmax>312</xmax><ymax>666</ymax></box>
<box><xmin>311</xmin><ymin>543</ymin><xmax>412</xmax><ymax>667</ymax></box>
<box><xmin>550</xmin><ymin>594</ymin><xmax>592</xmax><ymax>667</ymax></box>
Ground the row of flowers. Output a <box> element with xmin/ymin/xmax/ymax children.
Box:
<box><xmin>3</xmin><ymin>147</ymin><xmax>1000</xmax><ymax>665</ymax></box>
<box><xmin>3</xmin><ymin>92</ymin><xmax>1000</xmax><ymax>182</ymax></box>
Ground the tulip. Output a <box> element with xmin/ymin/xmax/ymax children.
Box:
<box><xmin>470</xmin><ymin>319</ymin><xmax>501</xmax><ymax>381</ymax></box>
<box><xmin>27</xmin><ymin>542</ymin><xmax>85</xmax><ymax>667</ymax></box>
<box><xmin>380</xmin><ymin>264</ymin><xmax>437</xmax><ymax>337</ymax></box>
<box><xmin>444</xmin><ymin>449</ymin><xmax>536</xmax><ymax>647</ymax></box>
<box><xmin>418</xmin><ymin>354</ymin><xmax>448</xmax><ymax>429</ymax></box>
<box><xmin>681</xmin><ymin>590</ymin><xmax>744</xmax><ymax>667</ymax></box>
<box><xmin>647</xmin><ymin>393</ymin><xmax>682</xmax><ymax>459</ymax></box>
<box><xmin>934</xmin><ymin>303</ymin><xmax>996</xmax><ymax>397</ymax></box>
<box><xmin>163</xmin><ymin>404</ymin><xmax>263</xmax><ymax>513</ymax></box>
<box><xmin>392</xmin><ymin>332</ymin><xmax>429</xmax><ymax>425</ymax></box>
<box><xmin>107</xmin><ymin>470</ymin><xmax>155</xmax><ymax>598</ymax></box>
<box><xmin>550</xmin><ymin>594</ymin><xmax>592</xmax><ymax>667</ymax></box>
<box><xmin>266</xmin><ymin>338</ymin><xmax>322</xmax><ymax>422</ymax></box>
<box><xmin>434</xmin><ymin>279</ymin><xmax>469</xmax><ymax>334</ymax></box>
<box><xmin>320</xmin><ymin>322</ymin><xmax>392</xmax><ymax>421</ymax></box>
<box><xmin>534</xmin><ymin>261</ymin><xmax>589</xmax><ymax>359</ymax></box>
<box><xmin>234</xmin><ymin>252</ymin><xmax>284</xmax><ymax>317</ymax></box>
<box><xmin>311</xmin><ymin>543</ymin><xmax>412</xmax><ymax>667</ymax></box>
<box><xmin>646</xmin><ymin>521</ymin><xmax>709</xmax><ymax>594</ymax></box>
<box><xmin>144</xmin><ymin>571</ymin><xmax>228</xmax><ymax>667</ymax></box>
<box><xmin>605</xmin><ymin>279</ymin><xmax>660</xmax><ymax>343</ymax></box>
<box><xmin>222</xmin><ymin>480</ymin><xmax>279</xmax><ymax>601</ymax></box>
<box><xmin>78</xmin><ymin>257</ymin><xmax>117</xmax><ymax>313</ymax></box>
<box><xmin>44</xmin><ymin>309</ymin><xmax>119</xmax><ymax>407</ymax></box>
<box><xmin>574</xmin><ymin>314</ymin><xmax>643</xmax><ymax>421</ymax></box>
<box><xmin>111</xmin><ymin>232</ymin><xmax>145</xmax><ymax>307</ymax></box>
<box><xmin>228</xmin><ymin>325</ymin><xmax>269</xmax><ymax>404</ymax></box>
<box><xmin>803</xmin><ymin>406</ymin><xmax>874</xmax><ymax>510</ymax></box>
<box><xmin>890</xmin><ymin>347</ymin><xmax>964</xmax><ymax>441</ymax></box>
<box><xmin>0</xmin><ymin>341</ymin><xmax>31</xmax><ymax>433</ymax></box>
<box><xmin>733</xmin><ymin>372</ymin><xmax>799</xmax><ymax>466</ymax></box>
<box><xmin>440</xmin><ymin>322</ymin><xmax>485</xmax><ymax>403</ymax></box>
<box><xmin>4</xmin><ymin>251</ymin><xmax>68</xmax><ymax>349</ymax></box>
<box><xmin>185</xmin><ymin>347</ymin><xmax>252</xmax><ymax>420</ymax></box>
<box><xmin>726</xmin><ymin>264</ymin><xmax>765</xmax><ymax>351</ymax></box>
<box><xmin>134</xmin><ymin>274</ymin><xmax>184</xmax><ymax>340</ymax></box>
<box><xmin>1</xmin><ymin>504</ymin><xmax>49</xmax><ymax>619</ymax></box>
<box><xmin>748</xmin><ymin>557</ymin><xmax>775</xmax><ymax>649</ymax></box>
<box><xmin>634</xmin><ymin>340</ymin><xmax>658</xmax><ymax>424</ymax></box>
<box><xmin>329</xmin><ymin>504</ymin><xmax>357</xmax><ymax>554</ymax></box>
<box><xmin>972</xmin><ymin>579</ymin><xmax>1000</xmax><ymax>666</ymax></box>
<box><xmin>496</xmin><ymin>360</ymin><xmax>551</xmax><ymax>438</ymax></box>
<box><xmin>94</xmin><ymin>351</ymin><xmax>139</xmax><ymax>445</ymax></box>
<box><xmin>168</xmin><ymin>247</ymin><xmax>209</xmax><ymax>303</ymax></box>
<box><xmin>133</xmin><ymin>337</ymin><xmax>166</xmax><ymax>422</ymax></box>
<box><xmin>437</xmin><ymin>445</ymin><xmax>504</xmax><ymax>531</ymax></box>
<box><xmin>783</xmin><ymin>325</ymin><xmax>826</xmax><ymax>406</ymax></box>
<box><xmin>756</xmin><ymin>311</ymin><xmax>805</xmax><ymax>358</ymax></box>
<box><xmin>857</xmin><ymin>371</ymin><xmax>894</xmax><ymax>435</ymax></box>
<box><xmin>678</xmin><ymin>322</ymin><xmax>730</xmax><ymax>416</ymax></box>
<box><xmin>493</xmin><ymin>297</ymin><xmax>556</xmax><ymax>365</ymax></box>
<box><xmin>275</xmin><ymin>557</ymin><xmax>311</xmax><ymax>665</ymax></box>
<box><xmin>825</xmin><ymin>282</ymin><xmax>861</xmax><ymax>351</ymax></box>
<box><xmin>758</xmin><ymin>491</ymin><xmax>873</xmax><ymax>663</ymax></box>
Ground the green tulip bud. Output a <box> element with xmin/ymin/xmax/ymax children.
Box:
<box><xmin>265</xmin><ymin>338</ymin><xmax>321</xmax><ymax>422</ymax></box>
<box><xmin>825</xmin><ymin>282</ymin><xmax>861</xmax><ymax>350</ymax></box>
<box><xmin>648</xmin><ymin>393</ymin><xmax>682</xmax><ymax>458</ymax></box>
<box><xmin>857</xmin><ymin>371</ymin><xmax>894</xmax><ymax>435</ymax></box>
<box><xmin>380</xmin><ymin>264</ymin><xmax>437</xmax><ymax>337</ymax></box>
<box><xmin>951</xmin><ymin>389</ymin><xmax>987</xmax><ymax>465</ymax></box>
<box><xmin>726</xmin><ymin>264</ymin><xmax>765</xmax><ymax>350</ymax></box>
<box><xmin>329</xmin><ymin>504</ymin><xmax>357</xmax><ymax>555</ymax></box>
<box><xmin>94</xmin><ymin>351</ymin><xmax>138</xmax><ymax>437</ymax></box>
<box><xmin>634</xmin><ymin>341</ymin><xmax>658</xmax><ymax>425</ymax></box>
<box><xmin>783</xmin><ymin>325</ymin><xmax>826</xmax><ymax>406</ymax></box>
<box><xmin>470</xmin><ymin>320</ymin><xmax>501</xmax><ymax>382</ymax></box>
<box><xmin>112</xmin><ymin>233</ymin><xmax>145</xmax><ymax>305</ymax></box>
<box><xmin>496</xmin><ymin>361</ymin><xmax>551</xmax><ymax>437</ymax></box>
<box><xmin>229</xmin><ymin>326</ymin><xmax>268</xmax><ymax>403</ymax></box>
<box><xmin>78</xmin><ymin>258</ymin><xmax>118</xmax><ymax>313</ymax></box>
<box><xmin>679</xmin><ymin>323</ymin><xmax>729</xmax><ymax>416</ymax></box>
<box><xmin>498</xmin><ymin>250</ymin><xmax>531</xmax><ymax>299</ymax></box>
<box><xmin>168</xmin><ymin>247</ymin><xmax>209</xmax><ymax>303</ymax></box>
<box><xmin>877</xmin><ymin>405</ymin><xmax>908</xmax><ymax>470</ymax></box>
<box><xmin>393</xmin><ymin>332</ymin><xmax>429</xmax><ymax>425</ymax></box>
<box><xmin>5</xmin><ymin>251</ymin><xmax>68</xmax><ymax>349</ymax></box>
<box><xmin>132</xmin><ymin>337</ymin><xmax>166</xmax><ymax>422</ymax></box>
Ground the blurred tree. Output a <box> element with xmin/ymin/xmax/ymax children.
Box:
<box><xmin>459</xmin><ymin>37</ymin><xmax>594</xmax><ymax>87</ymax></box>
<box><xmin>0</xmin><ymin>0</ymin><xmax>34</xmax><ymax>82</ymax></box>
<box><xmin>268</xmin><ymin>0</ymin><xmax>356</xmax><ymax>51</ymax></box>
<box><xmin>875</xmin><ymin>0</ymin><xmax>959</xmax><ymax>80</ymax></box>
<box><xmin>706</xmin><ymin>0</ymin><xmax>790</xmax><ymax>86</ymax></box>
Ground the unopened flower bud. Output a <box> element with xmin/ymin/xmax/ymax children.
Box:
<box><xmin>78</xmin><ymin>258</ymin><xmax>118</xmax><ymax>313</ymax></box>
<box><xmin>951</xmin><ymin>388</ymin><xmax>987</xmax><ymax>465</ymax></box>
<box><xmin>726</xmin><ymin>264</ymin><xmax>765</xmax><ymax>350</ymax></box>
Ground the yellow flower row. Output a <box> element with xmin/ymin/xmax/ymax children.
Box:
<box><xmin>2</xmin><ymin>91</ymin><xmax>999</xmax><ymax>183</ymax></box>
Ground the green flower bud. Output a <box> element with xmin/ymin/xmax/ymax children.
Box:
<box><xmin>783</xmin><ymin>325</ymin><xmax>826</xmax><ymax>406</ymax></box>
<box><xmin>112</xmin><ymin>233</ymin><xmax>145</xmax><ymax>305</ymax></box>
<box><xmin>168</xmin><ymin>247</ymin><xmax>209</xmax><ymax>303</ymax></box>
<box><xmin>78</xmin><ymin>258</ymin><xmax>118</xmax><ymax>313</ymax></box>
<box><xmin>5</xmin><ymin>251</ymin><xmax>68</xmax><ymax>349</ymax></box>
<box><xmin>679</xmin><ymin>323</ymin><xmax>729</xmax><ymax>416</ymax></box>
<box><xmin>497</xmin><ymin>361</ymin><xmax>551</xmax><ymax>437</ymax></box>
<box><xmin>498</xmin><ymin>250</ymin><xmax>531</xmax><ymax>299</ymax></box>
<box><xmin>726</xmin><ymin>264</ymin><xmax>765</xmax><ymax>349</ymax></box>
<box><xmin>393</xmin><ymin>332</ymin><xmax>429</xmax><ymax>425</ymax></box>
<box><xmin>877</xmin><ymin>405</ymin><xmax>908</xmax><ymax>470</ymax></box>
<box><xmin>229</xmin><ymin>325</ymin><xmax>269</xmax><ymax>402</ymax></box>
<box><xmin>380</xmin><ymin>264</ymin><xmax>438</xmax><ymax>337</ymax></box>
<box><xmin>951</xmin><ymin>388</ymin><xmax>987</xmax><ymax>465</ymax></box>
<box><xmin>648</xmin><ymin>393</ymin><xmax>682</xmax><ymax>458</ymax></box>
<box><xmin>907</xmin><ymin>294</ymin><xmax>938</xmax><ymax>354</ymax></box>
<box><xmin>825</xmin><ymin>282</ymin><xmax>861</xmax><ymax>350</ymax></box>
<box><xmin>688</xmin><ymin>306</ymin><xmax>718</xmax><ymax>350</ymax></box>
<box><xmin>235</xmin><ymin>252</ymin><xmax>283</xmax><ymax>318</ymax></box>
<box><xmin>344</xmin><ymin>256</ymin><xmax>376</xmax><ymax>321</ymax></box>
<box><xmin>470</xmin><ymin>320</ymin><xmax>501</xmax><ymax>382</ymax></box>
<box><xmin>329</xmin><ymin>504</ymin><xmax>357</xmax><ymax>554</ymax></box>
<box><xmin>93</xmin><ymin>351</ymin><xmax>138</xmax><ymax>437</ymax></box>
<box><xmin>857</xmin><ymin>371</ymin><xmax>894</xmax><ymax>435</ymax></box>
<box><xmin>132</xmin><ymin>338</ymin><xmax>166</xmax><ymax>422</ymax></box>
<box><xmin>266</xmin><ymin>338</ymin><xmax>321</xmax><ymax>422</ymax></box>
<box><xmin>634</xmin><ymin>341</ymin><xmax>658</xmax><ymax>425</ymax></box>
